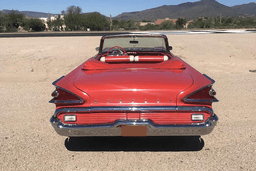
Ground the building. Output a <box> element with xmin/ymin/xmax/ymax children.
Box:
<box><xmin>139</xmin><ymin>22</ymin><xmax>155</xmax><ymax>26</ymax></box>
<box><xmin>155</xmin><ymin>18</ymin><xmax>193</xmax><ymax>28</ymax></box>
<box><xmin>39</xmin><ymin>15</ymin><xmax>66</xmax><ymax>31</ymax></box>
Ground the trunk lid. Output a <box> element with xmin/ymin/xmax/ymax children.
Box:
<box><xmin>74</xmin><ymin>68</ymin><xmax>193</xmax><ymax>106</ymax></box>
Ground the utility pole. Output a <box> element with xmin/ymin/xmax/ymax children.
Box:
<box><xmin>110</xmin><ymin>15</ymin><xmax>112</xmax><ymax>31</ymax></box>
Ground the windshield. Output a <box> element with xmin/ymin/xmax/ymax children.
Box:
<box><xmin>102</xmin><ymin>36</ymin><xmax>167</xmax><ymax>53</ymax></box>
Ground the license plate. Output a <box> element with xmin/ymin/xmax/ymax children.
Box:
<box><xmin>121</xmin><ymin>125</ymin><xmax>147</xmax><ymax>137</ymax></box>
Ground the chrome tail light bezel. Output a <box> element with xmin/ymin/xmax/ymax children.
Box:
<box><xmin>49</xmin><ymin>76</ymin><xmax>84</xmax><ymax>105</ymax></box>
<box><xmin>183</xmin><ymin>74</ymin><xmax>219</xmax><ymax>103</ymax></box>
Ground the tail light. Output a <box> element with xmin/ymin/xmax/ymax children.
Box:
<box><xmin>184</xmin><ymin>85</ymin><xmax>218</xmax><ymax>104</ymax></box>
<box><xmin>49</xmin><ymin>87</ymin><xmax>84</xmax><ymax>104</ymax></box>
<box><xmin>191</xmin><ymin>114</ymin><xmax>204</xmax><ymax>121</ymax></box>
<box><xmin>64</xmin><ymin>115</ymin><xmax>76</xmax><ymax>122</ymax></box>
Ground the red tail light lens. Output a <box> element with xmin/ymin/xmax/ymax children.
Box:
<box><xmin>49</xmin><ymin>87</ymin><xmax>83</xmax><ymax>104</ymax></box>
<box><xmin>184</xmin><ymin>86</ymin><xmax>218</xmax><ymax>103</ymax></box>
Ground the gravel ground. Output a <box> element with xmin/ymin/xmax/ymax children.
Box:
<box><xmin>0</xmin><ymin>34</ymin><xmax>256</xmax><ymax>171</ymax></box>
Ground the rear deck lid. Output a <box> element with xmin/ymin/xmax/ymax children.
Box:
<box><xmin>74</xmin><ymin>68</ymin><xmax>193</xmax><ymax>106</ymax></box>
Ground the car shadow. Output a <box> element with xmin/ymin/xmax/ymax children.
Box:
<box><xmin>65</xmin><ymin>136</ymin><xmax>204</xmax><ymax>152</ymax></box>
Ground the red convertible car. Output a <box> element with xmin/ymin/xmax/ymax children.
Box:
<box><xmin>50</xmin><ymin>34</ymin><xmax>218</xmax><ymax>137</ymax></box>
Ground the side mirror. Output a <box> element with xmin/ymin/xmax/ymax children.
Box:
<box><xmin>95</xmin><ymin>47</ymin><xmax>99</xmax><ymax>51</ymax></box>
<box><xmin>169</xmin><ymin>46</ymin><xmax>173</xmax><ymax>50</ymax></box>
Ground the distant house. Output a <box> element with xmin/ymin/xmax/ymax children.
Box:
<box><xmin>155</xmin><ymin>18</ymin><xmax>193</xmax><ymax>28</ymax></box>
<box><xmin>155</xmin><ymin>18</ymin><xmax>178</xmax><ymax>25</ymax></box>
<box><xmin>139</xmin><ymin>22</ymin><xmax>155</xmax><ymax>26</ymax></box>
<box><xmin>40</xmin><ymin>15</ymin><xmax>66</xmax><ymax>31</ymax></box>
<box><xmin>39</xmin><ymin>17</ymin><xmax>48</xmax><ymax>29</ymax></box>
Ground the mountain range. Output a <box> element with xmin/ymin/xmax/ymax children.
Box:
<box><xmin>114</xmin><ymin>0</ymin><xmax>256</xmax><ymax>20</ymax></box>
<box><xmin>232</xmin><ymin>2</ymin><xmax>256</xmax><ymax>16</ymax></box>
<box><xmin>1</xmin><ymin>0</ymin><xmax>256</xmax><ymax>20</ymax></box>
<box><xmin>1</xmin><ymin>9</ymin><xmax>57</xmax><ymax>18</ymax></box>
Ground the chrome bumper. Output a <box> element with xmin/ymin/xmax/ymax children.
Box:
<box><xmin>52</xmin><ymin>106</ymin><xmax>214</xmax><ymax>117</ymax></box>
<box><xmin>50</xmin><ymin>115</ymin><xmax>218</xmax><ymax>137</ymax></box>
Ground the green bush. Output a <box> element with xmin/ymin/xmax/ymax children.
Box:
<box><xmin>62</xmin><ymin>6</ymin><xmax>82</xmax><ymax>31</ymax></box>
<box><xmin>160</xmin><ymin>21</ymin><xmax>175</xmax><ymax>30</ymax></box>
<box><xmin>81</xmin><ymin>12</ymin><xmax>109</xmax><ymax>31</ymax></box>
<box><xmin>3</xmin><ymin>11</ymin><xmax>25</xmax><ymax>32</ymax></box>
<box><xmin>139</xmin><ymin>24</ymin><xmax>159</xmax><ymax>31</ymax></box>
<box><xmin>24</xmin><ymin>18</ymin><xmax>45</xmax><ymax>31</ymax></box>
<box><xmin>188</xmin><ymin>16</ymin><xmax>256</xmax><ymax>29</ymax></box>
<box><xmin>176</xmin><ymin>18</ymin><xmax>186</xmax><ymax>29</ymax></box>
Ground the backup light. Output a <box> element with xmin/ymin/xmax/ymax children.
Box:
<box><xmin>183</xmin><ymin>85</ymin><xmax>219</xmax><ymax>103</ymax></box>
<box><xmin>209</xmin><ymin>88</ymin><xmax>217</xmax><ymax>96</ymax></box>
<box><xmin>51</xmin><ymin>90</ymin><xmax>59</xmax><ymax>98</ymax></box>
<box><xmin>64</xmin><ymin>115</ymin><xmax>76</xmax><ymax>122</ymax></box>
<box><xmin>191</xmin><ymin>114</ymin><xmax>204</xmax><ymax>121</ymax></box>
<box><xmin>49</xmin><ymin>87</ymin><xmax>84</xmax><ymax>104</ymax></box>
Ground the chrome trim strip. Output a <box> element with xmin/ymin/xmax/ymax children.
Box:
<box><xmin>103</xmin><ymin>34</ymin><xmax>167</xmax><ymax>38</ymax></box>
<box><xmin>203</xmin><ymin>74</ymin><xmax>215</xmax><ymax>84</ymax></box>
<box><xmin>49</xmin><ymin>86</ymin><xmax>84</xmax><ymax>104</ymax></box>
<box><xmin>185</xmin><ymin>99</ymin><xmax>219</xmax><ymax>103</ymax></box>
<box><xmin>49</xmin><ymin>99</ymin><xmax>83</xmax><ymax>104</ymax></box>
<box><xmin>50</xmin><ymin>115</ymin><xmax>218</xmax><ymax>136</ymax></box>
<box><xmin>50</xmin><ymin>78</ymin><xmax>84</xmax><ymax>104</ymax></box>
<box><xmin>100</xmin><ymin>34</ymin><xmax>169</xmax><ymax>54</ymax></box>
<box><xmin>53</xmin><ymin>106</ymin><xmax>214</xmax><ymax>117</ymax></box>
<box><xmin>52</xmin><ymin>76</ymin><xmax>65</xmax><ymax>85</ymax></box>
<box><xmin>183</xmin><ymin>74</ymin><xmax>219</xmax><ymax>103</ymax></box>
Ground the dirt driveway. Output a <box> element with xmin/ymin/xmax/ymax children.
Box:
<box><xmin>0</xmin><ymin>34</ymin><xmax>256</xmax><ymax>171</ymax></box>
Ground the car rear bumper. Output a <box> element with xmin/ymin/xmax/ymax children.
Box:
<box><xmin>50</xmin><ymin>114</ymin><xmax>218</xmax><ymax>137</ymax></box>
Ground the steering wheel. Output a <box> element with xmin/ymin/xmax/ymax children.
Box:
<box><xmin>106</xmin><ymin>46</ymin><xmax>127</xmax><ymax>56</ymax></box>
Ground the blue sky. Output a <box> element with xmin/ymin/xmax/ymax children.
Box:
<box><xmin>0</xmin><ymin>0</ymin><xmax>255</xmax><ymax>17</ymax></box>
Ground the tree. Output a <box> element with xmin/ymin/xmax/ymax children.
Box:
<box><xmin>47</xmin><ymin>19</ymin><xmax>52</xmax><ymax>31</ymax></box>
<box><xmin>176</xmin><ymin>18</ymin><xmax>187</xmax><ymax>29</ymax></box>
<box><xmin>0</xmin><ymin>12</ymin><xmax>4</xmax><ymax>32</ymax></box>
<box><xmin>112</xmin><ymin>19</ymin><xmax>119</xmax><ymax>25</ymax></box>
<box><xmin>112</xmin><ymin>20</ymin><xmax>128</xmax><ymax>30</ymax></box>
<box><xmin>81</xmin><ymin>12</ymin><xmax>109</xmax><ymax>31</ymax></box>
<box><xmin>119</xmin><ymin>20</ymin><xmax>128</xmax><ymax>29</ymax></box>
<box><xmin>188</xmin><ymin>18</ymin><xmax>207</xmax><ymax>29</ymax></box>
<box><xmin>4</xmin><ymin>10</ymin><xmax>25</xmax><ymax>32</ymax></box>
<box><xmin>52</xmin><ymin>15</ymin><xmax>63</xmax><ymax>31</ymax></box>
<box><xmin>237</xmin><ymin>17</ymin><xmax>256</xmax><ymax>28</ymax></box>
<box><xmin>160</xmin><ymin>21</ymin><xmax>175</xmax><ymax>30</ymax></box>
<box><xmin>63</xmin><ymin>6</ymin><xmax>82</xmax><ymax>31</ymax></box>
<box><xmin>126</xmin><ymin>20</ymin><xmax>136</xmax><ymax>30</ymax></box>
<box><xmin>24</xmin><ymin>18</ymin><xmax>45</xmax><ymax>31</ymax></box>
<box><xmin>112</xmin><ymin>19</ymin><xmax>120</xmax><ymax>30</ymax></box>
<box><xmin>139</xmin><ymin>23</ymin><xmax>158</xmax><ymax>31</ymax></box>
<box><xmin>46</xmin><ymin>13</ymin><xmax>53</xmax><ymax>31</ymax></box>
<box><xmin>204</xmin><ymin>18</ymin><xmax>214</xmax><ymax>28</ymax></box>
<box><xmin>188</xmin><ymin>16</ymin><xmax>256</xmax><ymax>29</ymax></box>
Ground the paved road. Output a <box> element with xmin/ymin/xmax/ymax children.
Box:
<box><xmin>0</xmin><ymin>31</ymin><xmax>130</xmax><ymax>38</ymax></box>
<box><xmin>0</xmin><ymin>29</ymin><xmax>255</xmax><ymax>38</ymax></box>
